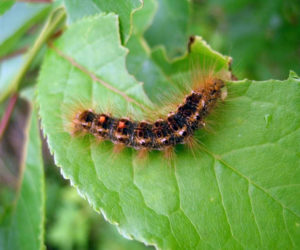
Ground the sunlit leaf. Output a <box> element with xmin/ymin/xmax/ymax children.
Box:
<box><xmin>64</xmin><ymin>0</ymin><xmax>142</xmax><ymax>43</ymax></box>
<box><xmin>37</xmin><ymin>14</ymin><xmax>300</xmax><ymax>249</ymax></box>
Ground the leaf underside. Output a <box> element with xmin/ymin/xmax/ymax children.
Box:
<box><xmin>37</xmin><ymin>14</ymin><xmax>300</xmax><ymax>249</ymax></box>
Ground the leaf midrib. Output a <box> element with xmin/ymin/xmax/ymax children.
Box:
<box><xmin>49</xmin><ymin>43</ymin><xmax>150</xmax><ymax>112</ymax></box>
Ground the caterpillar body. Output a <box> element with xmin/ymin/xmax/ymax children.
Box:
<box><xmin>72</xmin><ymin>78</ymin><xmax>225</xmax><ymax>152</ymax></box>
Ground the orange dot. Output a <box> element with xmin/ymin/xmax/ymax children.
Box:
<box><xmin>118</xmin><ymin>121</ymin><xmax>126</xmax><ymax>129</ymax></box>
<box><xmin>99</xmin><ymin>115</ymin><xmax>106</xmax><ymax>123</ymax></box>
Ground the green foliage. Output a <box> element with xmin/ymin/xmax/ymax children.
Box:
<box><xmin>0</xmin><ymin>5</ymin><xmax>66</xmax><ymax>102</ymax></box>
<box><xmin>144</xmin><ymin>0</ymin><xmax>190</xmax><ymax>58</ymax></box>
<box><xmin>37</xmin><ymin>12</ymin><xmax>300</xmax><ymax>249</ymax></box>
<box><xmin>0</xmin><ymin>109</ymin><xmax>45</xmax><ymax>250</ymax></box>
<box><xmin>0</xmin><ymin>0</ymin><xmax>299</xmax><ymax>249</ymax></box>
<box><xmin>188</xmin><ymin>0</ymin><xmax>300</xmax><ymax>80</ymax></box>
<box><xmin>48</xmin><ymin>187</ymin><xmax>94</xmax><ymax>249</ymax></box>
<box><xmin>0</xmin><ymin>2</ymin><xmax>65</xmax><ymax>102</ymax></box>
<box><xmin>64</xmin><ymin>0</ymin><xmax>142</xmax><ymax>43</ymax></box>
<box><xmin>46</xmin><ymin>185</ymin><xmax>151</xmax><ymax>250</ymax></box>
<box><xmin>0</xmin><ymin>2</ymin><xmax>50</xmax><ymax>57</ymax></box>
<box><xmin>0</xmin><ymin>0</ymin><xmax>14</xmax><ymax>15</ymax></box>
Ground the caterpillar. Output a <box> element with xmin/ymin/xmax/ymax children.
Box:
<box><xmin>71</xmin><ymin>76</ymin><xmax>226</xmax><ymax>154</ymax></box>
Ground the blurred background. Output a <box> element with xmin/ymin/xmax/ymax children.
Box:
<box><xmin>0</xmin><ymin>0</ymin><xmax>299</xmax><ymax>249</ymax></box>
<box><xmin>189</xmin><ymin>0</ymin><xmax>300</xmax><ymax>80</ymax></box>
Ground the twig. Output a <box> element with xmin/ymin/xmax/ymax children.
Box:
<box><xmin>0</xmin><ymin>94</ymin><xmax>18</xmax><ymax>140</ymax></box>
<box><xmin>0</xmin><ymin>6</ymin><xmax>66</xmax><ymax>102</ymax></box>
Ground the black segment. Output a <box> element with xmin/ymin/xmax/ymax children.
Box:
<box><xmin>76</xmin><ymin>79</ymin><xmax>223</xmax><ymax>151</ymax></box>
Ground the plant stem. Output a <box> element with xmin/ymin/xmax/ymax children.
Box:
<box><xmin>0</xmin><ymin>6</ymin><xmax>66</xmax><ymax>102</ymax></box>
<box><xmin>0</xmin><ymin>93</ymin><xmax>18</xmax><ymax>140</ymax></box>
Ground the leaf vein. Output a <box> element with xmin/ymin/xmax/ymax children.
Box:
<box><xmin>172</xmin><ymin>161</ymin><xmax>204</xmax><ymax>248</ymax></box>
<box><xmin>49</xmin><ymin>42</ymin><xmax>148</xmax><ymax>111</ymax></box>
<box><xmin>212</xmin><ymin>159</ymin><xmax>245</xmax><ymax>248</ymax></box>
<box><xmin>203</xmin><ymin>146</ymin><xmax>300</xmax><ymax>218</ymax></box>
<box><xmin>131</xmin><ymin>173</ymin><xmax>181</xmax><ymax>248</ymax></box>
<box><xmin>282</xmin><ymin>208</ymin><xmax>296</xmax><ymax>247</ymax></box>
<box><xmin>247</xmin><ymin>183</ymin><xmax>263</xmax><ymax>246</ymax></box>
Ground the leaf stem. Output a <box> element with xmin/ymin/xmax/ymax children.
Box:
<box><xmin>0</xmin><ymin>6</ymin><xmax>66</xmax><ymax>102</ymax></box>
<box><xmin>0</xmin><ymin>93</ymin><xmax>18</xmax><ymax>140</ymax></box>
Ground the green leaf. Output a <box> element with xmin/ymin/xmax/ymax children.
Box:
<box><xmin>0</xmin><ymin>2</ymin><xmax>50</xmax><ymax>58</ymax></box>
<box><xmin>127</xmin><ymin>1</ymin><xmax>229</xmax><ymax>103</ymax></box>
<box><xmin>0</xmin><ymin>109</ymin><xmax>45</xmax><ymax>250</ymax></box>
<box><xmin>64</xmin><ymin>0</ymin><xmax>142</xmax><ymax>43</ymax></box>
<box><xmin>130</xmin><ymin>0</ymin><xmax>156</xmax><ymax>35</ymax></box>
<box><xmin>37</xmin><ymin>14</ymin><xmax>300</xmax><ymax>249</ymax></box>
<box><xmin>144</xmin><ymin>0</ymin><xmax>190</xmax><ymax>58</ymax></box>
<box><xmin>0</xmin><ymin>0</ymin><xmax>14</xmax><ymax>15</ymax></box>
<box><xmin>188</xmin><ymin>0</ymin><xmax>300</xmax><ymax>80</ymax></box>
<box><xmin>126</xmin><ymin>0</ymin><xmax>172</xmax><ymax>103</ymax></box>
<box><xmin>0</xmin><ymin>6</ymin><xmax>66</xmax><ymax>103</ymax></box>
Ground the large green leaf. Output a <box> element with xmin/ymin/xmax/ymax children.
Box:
<box><xmin>0</xmin><ymin>109</ymin><xmax>45</xmax><ymax>250</ymax></box>
<box><xmin>64</xmin><ymin>0</ymin><xmax>142</xmax><ymax>43</ymax></box>
<box><xmin>37</xmin><ymin>14</ymin><xmax>300</xmax><ymax>249</ymax></box>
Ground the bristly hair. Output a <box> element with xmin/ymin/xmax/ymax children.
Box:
<box><xmin>63</xmin><ymin>36</ymin><xmax>234</xmax><ymax>162</ymax></box>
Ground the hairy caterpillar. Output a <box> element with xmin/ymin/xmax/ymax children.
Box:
<box><xmin>58</xmin><ymin>35</ymin><xmax>234</xmax><ymax>158</ymax></box>
<box><xmin>71</xmin><ymin>76</ymin><xmax>227</xmax><ymax>155</ymax></box>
